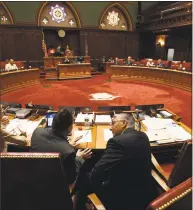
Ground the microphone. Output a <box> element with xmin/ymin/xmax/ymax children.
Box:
<box><xmin>135</xmin><ymin>109</ymin><xmax>141</xmax><ymax>131</ymax></box>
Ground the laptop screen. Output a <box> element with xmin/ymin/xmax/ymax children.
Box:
<box><xmin>46</xmin><ymin>113</ymin><xmax>56</xmax><ymax>127</ymax></box>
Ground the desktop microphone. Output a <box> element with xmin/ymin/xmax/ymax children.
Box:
<box><xmin>135</xmin><ymin>109</ymin><xmax>141</xmax><ymax>131</ymax></box>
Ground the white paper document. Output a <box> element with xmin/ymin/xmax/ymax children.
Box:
<box><xmin>159</xmin><ymin>111</ymin><xmax>173</xmax><ymax>118</ymax></box>
<box><xmin>4</xmin><ymin>118</ymin><xmax>43</xmax><ymax>136</ymax></box>
<box><xmin>104</xmin><ymin>129</ymin><xmax>113</xmax><ymax>141</ymax></box>
<box><xmin>143</xmin><ymin>118</ymin><xmax>176</xmax><ymax>130</ymax></box>
<box><xmin>95</xmin><ymin>115</ymin><xmax>112</xmax><ymax>124</ymax></box>
<box><xmin>74</xmin><ymin>130</ymin><xmax>92</xmax><ymax>143</ymax></box>
<box><xmin>75</xmin><ymin>113</ymin><xmax>94</xmax><ymax>123</ymax></box>
<box><xmin>145</xmin><ymin>130</ymin><xmax>171</xmax><ymax>142</ymax></box>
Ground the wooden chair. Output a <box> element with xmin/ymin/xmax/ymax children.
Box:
<box><xmin>1</xmin><ymin>152</ymin><xmax>74</xmax><ymax>210</ymax></box>
<box><xmin>146</xmin><ymin>177</ymin><xmax>192</xmax><ymax>210</ymax></box>
<box><xmin>152</xmin><ymin>140</ymin><xmax>192</xmax><ymax>190</ymax></box>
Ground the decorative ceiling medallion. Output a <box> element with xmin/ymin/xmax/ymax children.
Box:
<box><xmin>49</xmin><ymin>4</ymin><xmax>66</xmax><ymax>23</ymax></box>
<box><xmin>107</xmin><ymin>11</ymin><xmax>120</xmax><ymax>27</ymax></box>
<box><xmin>69</xmin><ymin>19</ymin><xmax>74</xmax><ymax>26</ymax></box>
<box><xmin>42</xmin><ymin>17</ymin><xmax>49</xmax><ymax>24</ymax></box>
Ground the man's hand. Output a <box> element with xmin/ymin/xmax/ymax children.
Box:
<box><xmin>69</xmin><ymin>135</ymin><xmax>83</xmax><ymax>147</ymax></box>
<box><xmin>1</xmin><ymin>116</ymin><xmax>9</xmax><ymax>126</ymax></box>
<box><xmin>76</xmin><ymin>148</ymin><xmax>92</xmax><ymax>159</ymax></box>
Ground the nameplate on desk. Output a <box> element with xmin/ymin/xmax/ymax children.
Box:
<box><xmin>75</xmin><ymin>113</ymin><xmax>94</xmax><ymax>123</ymax></box>
<box><xmin>74</xmin><ymin>130</ymin><xmax>92</xmax><ymax>143</ymax></box>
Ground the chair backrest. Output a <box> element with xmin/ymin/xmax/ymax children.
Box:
<box><xmin>168</xmin><ymin>140</ymin><xmax>192</xmax><ymax>188</ymax></box>
<box><xmin>98</xmin><ymin>106</ymin><xmax>131</xmax><ymax>112</ymax></box>
<box><xmin>1</xmin><ymin>101</ymin><xmax>22</xmax><ymax>108</ymax></box>
<box><xmin>1</xmin><ymin>152</ymin><xmax>73</xmax><ymax>210</ymax></box>
<box><xmin>146</xmin><ymin>177</ymin><xmax>192</xmax><ymax>210</ymax></box>
<box><xmin>7</xmin><ymin>144</ymin><xmax>31</xmax><ymax>152</ymax></box>
<box><xmin>25</xmin><ymin>104</ymin><xmax>53</xmax><ymax>110</ymax></box>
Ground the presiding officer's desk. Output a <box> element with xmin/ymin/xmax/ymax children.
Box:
<box><xmin>0</xmin><ymin>69</ymin><xmax>40</xmax><ymax>95</ymax></box>
<box><xmin>108</xmin><ymin>65</ymin><xmax>192</xmax><ymax>92</ymax></box>
<box><xmin>58</xmin><ymin>63</ymin><xmax>91</xmax><ymax>79</ymax></box>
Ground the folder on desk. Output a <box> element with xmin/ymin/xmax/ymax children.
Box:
<box><xmin>95</xmin><ymin>115</ymin><xmax>112</xmax><ymax>124</ymax></box>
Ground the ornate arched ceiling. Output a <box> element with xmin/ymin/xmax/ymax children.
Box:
<box><xmin>0</xmin><ymin>2</ymin><xmax>14</xmax><ymax>24</ymax></box>
<box><xmin>37</xmin><ymin>2</ymin><xmax>81</xmax><ymax>28</ymax></box>
<box><xmin>99</xmin><ymin>3</ymin><xmax>133</xmax><ymax>31</ymax></box>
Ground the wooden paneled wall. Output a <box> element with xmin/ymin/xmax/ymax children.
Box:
<box><xmin>0</xmin><ymin>27</ymin><xmax>43</xmax><ymax>61</ymax></box>
<box><xmin>0</xmin><ymin>27</ymin><xmax>139</xmax><ymax>61</ymax></box>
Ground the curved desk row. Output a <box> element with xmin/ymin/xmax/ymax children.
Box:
<box><xmin>0</xmin><ymin>69</ymin><xmax>40</xmax><ymax>95</ymax></box>
<box><xmin>108</xmin><ymin>66</ymin><xmax>192</xmax><ymax>91</ymax></box>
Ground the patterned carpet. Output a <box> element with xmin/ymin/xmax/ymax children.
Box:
<box><xmin>1</xmin><ymin>75</ymin><xmax>192</xmax><ymax>128</ymax></box>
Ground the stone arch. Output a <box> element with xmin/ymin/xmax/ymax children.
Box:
<box><xmin>99</xmin><ymin>2</ymin><xmax>133</xmax><ymax>31</ymax></box>
<box><xmin>0</xmin><ymin>2</ymin><xmax>14</xmax><ymax>24</ymax></box>
<box><xmin>37</xmin><ymin>1</ymin><xmax>81</xmax><ymax>28</ymax></box>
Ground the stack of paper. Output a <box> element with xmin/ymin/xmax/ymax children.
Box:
<box><xmin>73</xmin><ymin>130</ymin><xmax>92</xmax><ymax>143</ymax></box>
<box><xmin>145</xmin><ymin>130</ymin><xmax>171</xmax><ymax>142</ymax></box>
<box><xmin>95</xmin><ymin>115</ymin><xmax>112</xmax><ymax>124</ymax></box>
<box><xmin>104</xmin><ymin>129</ymin><xmax>113</xmax><ymax>141</ymax></box>
<box><xmin>75</xmin><ymin>113</ymin><xmax>94</xmax><ymax>123</ymax></box>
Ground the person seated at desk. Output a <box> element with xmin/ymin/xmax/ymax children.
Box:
<box><xmin>73</xmin><ymin>113</ymin><xmax>155</xmax><ymax>210</ymax></box>
<box><xmin>56</xmin><ymin>44</ymin><xmax>65</xmax><ymax>56</ymax></box>
<box><xmin>65</xmin><ymin>45</ymin><xmax>72</xmax><ymax>56</ymax></box>
<box><xmin>30</xmin><ymin>108</ymin><xmax>92</xmax><ymax>185</ymax></box>
<box><xmin>157</xmin><ymin>59</ymin><xmax>164</xmax><ymax>68</ymax></box>
<box><xmin>178</xmin><ymin>61</ymin><xmax>186</xmax><ymax>71</ymax></box>
<box><xmin>0</xmin><ymin>105</ymin><xmax>27</xmax><ymax>152</ymax></box>
<box><xmin>114</xmin><ymin>57</ymin><xmax>120</xmax><ymax>65</ymax></box>
<box><xmin>107</xmin><ymin>57</ymin><xmax>114</xmax><ymax>63</ymax></box>
<box><xmin>63</xmin><ymin>56</ymin><xmax>70</xmax><ymax>64</ymax></box>
<box><xmin>146</xmin><ymin>59</ymin><xmax>155</xmax><ymax>67</ymax></box>
<box><xmin>47</xmin><ymin>45</ymin><xmax>56</xmax><ymax>57</ymax></box>
<box><xmin>5</xmin><ymin>59</ymin><xmax>18</xmax><ymax>71</ymax></box>
<box><xmin>125</xmin><ymin>56</ymin><xmax>133</xmax><ymax>65</ymax></box>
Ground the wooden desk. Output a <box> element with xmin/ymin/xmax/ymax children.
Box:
<box><xmin>58</xmin><ymin>63</ymin><xmax>91</xmax><ymax>79</ymax></box>
<box><xmin>108</xmin><ymin>65</ymin><xmax>192</xmax><ymax>91</ymax></box>
<box><xmin>0</xmin><ymin>69</ymin><xmax>40</xmax><ymax>95</ymax></box>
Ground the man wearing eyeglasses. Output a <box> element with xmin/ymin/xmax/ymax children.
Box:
<box><xmin>74</xmin><ymin>113</ymin><xmax>155</xmax><ymax>210</ymax></box>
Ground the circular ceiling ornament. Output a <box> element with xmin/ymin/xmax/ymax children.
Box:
<box><xmin>49</xmin><ymin>4</ymin><xmax>66</xmax><ymax>23</ymax></box>
<box><xmin>58</xmin><ymin>30</ymin><xmax>65</xmax><ymax>37</ymax></box>
<box><xmin>107</xmin><ymin>11</ymin><xmax>120</xmax><ymax>27</ymax></box>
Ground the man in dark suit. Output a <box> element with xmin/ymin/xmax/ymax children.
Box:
<box><xmin>30</xmin><ymin>109</ymin><xmax>92</xmax><ymax>185</ymax></box>
<box><xmin>74</xmin><ymin>113</ymin><xmax>155</xmax><ymax>210</ymax></box>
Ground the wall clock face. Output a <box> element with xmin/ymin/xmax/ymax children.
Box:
<box><xmin>107</xmin><ymin>11</ymin><xmax>120</xmax><ymax>27</ymax></box>
<box><xmin>49</xmin><ymin>4</ymin><xmax>66</xmax><ymax>23</ymax></box>
<box><xmin>58</xmin><ymin>30</ymin><xmax>65</xmax><ymax>37</ymax></box>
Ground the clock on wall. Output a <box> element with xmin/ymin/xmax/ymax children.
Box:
<box><xmin>58</xmin><ymin>30</ymin><xmax>65</xmax><ymax>37</ymax></box>
<box><xmin>107</xmin><ymin>11</ymin><xmax>120</xmax><ymax>27</ymax></box>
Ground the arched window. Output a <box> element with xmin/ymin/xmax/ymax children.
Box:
<box><xmin>37</xmin><ymin>2</ymin><xmax>81</xmax><ymax>28</ymax></box>
<box><xmin>99</xmin><ymin>3</ymin><xmax>133</xmax><ymax>31</ymax></box>
<box><xmin>0</xmin><ymin>2</ymin><xmax>14</xmax><ymax>24</ymax></box>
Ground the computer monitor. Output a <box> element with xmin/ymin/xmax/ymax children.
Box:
<box><xmin>46</xmin><ymin>112</ymin><xmax>56</xmax><ymax>128</ymax></box>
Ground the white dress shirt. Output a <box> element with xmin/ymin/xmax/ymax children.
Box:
<box><xmin>5</xmin><ymin>63</ymin><xmax>18</xmax><ymax>71</ymax></box>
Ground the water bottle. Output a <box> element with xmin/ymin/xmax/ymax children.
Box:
<box><xmin>84</xmin><ymin>113</ymin><xmax>90</xmax><ymax>130</ymax></box>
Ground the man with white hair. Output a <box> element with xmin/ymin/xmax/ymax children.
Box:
<box><xmin>5</xmin><ymin>59</ymin><xmax>18</xmax><ymax>71</ymax></box>
<box><xmin>74</xmin><ymin>113</ymin><xmax>155</xmax><ymax>210</ymax></box>
<box><xmin>146</xmin><ymin>59</ymin><xmax>155</xmax><ymax>67</ymax></box>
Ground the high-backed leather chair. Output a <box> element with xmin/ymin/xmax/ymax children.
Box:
<box><xmin>1</xmin><ymin>152</ymin><xmax>74</xmax><ymax>210</ymax></box>
<box><xmin>1</xmin><ymin>101</ymin><xmax>22</xmax><ymax>108</ymax></box>
<box><xmin>152</xmin><ymin>140</ymin><xmax>192</xmax><ymax>189</ymax></box>
<box><xmin>146</xmin><ymin>178</ymin><xmax>192</xmax><ymax>210</ymax></box>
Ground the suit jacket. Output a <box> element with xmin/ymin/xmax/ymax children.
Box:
<box><xmin>30</xmin><ymin>127</ymin><xmax>84</xmax><ymax>184</ymax></box>
<box><xmin>91</xmin><ymin>128</ymin><xmax>154</xmax><ymax>209</ymax></box>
